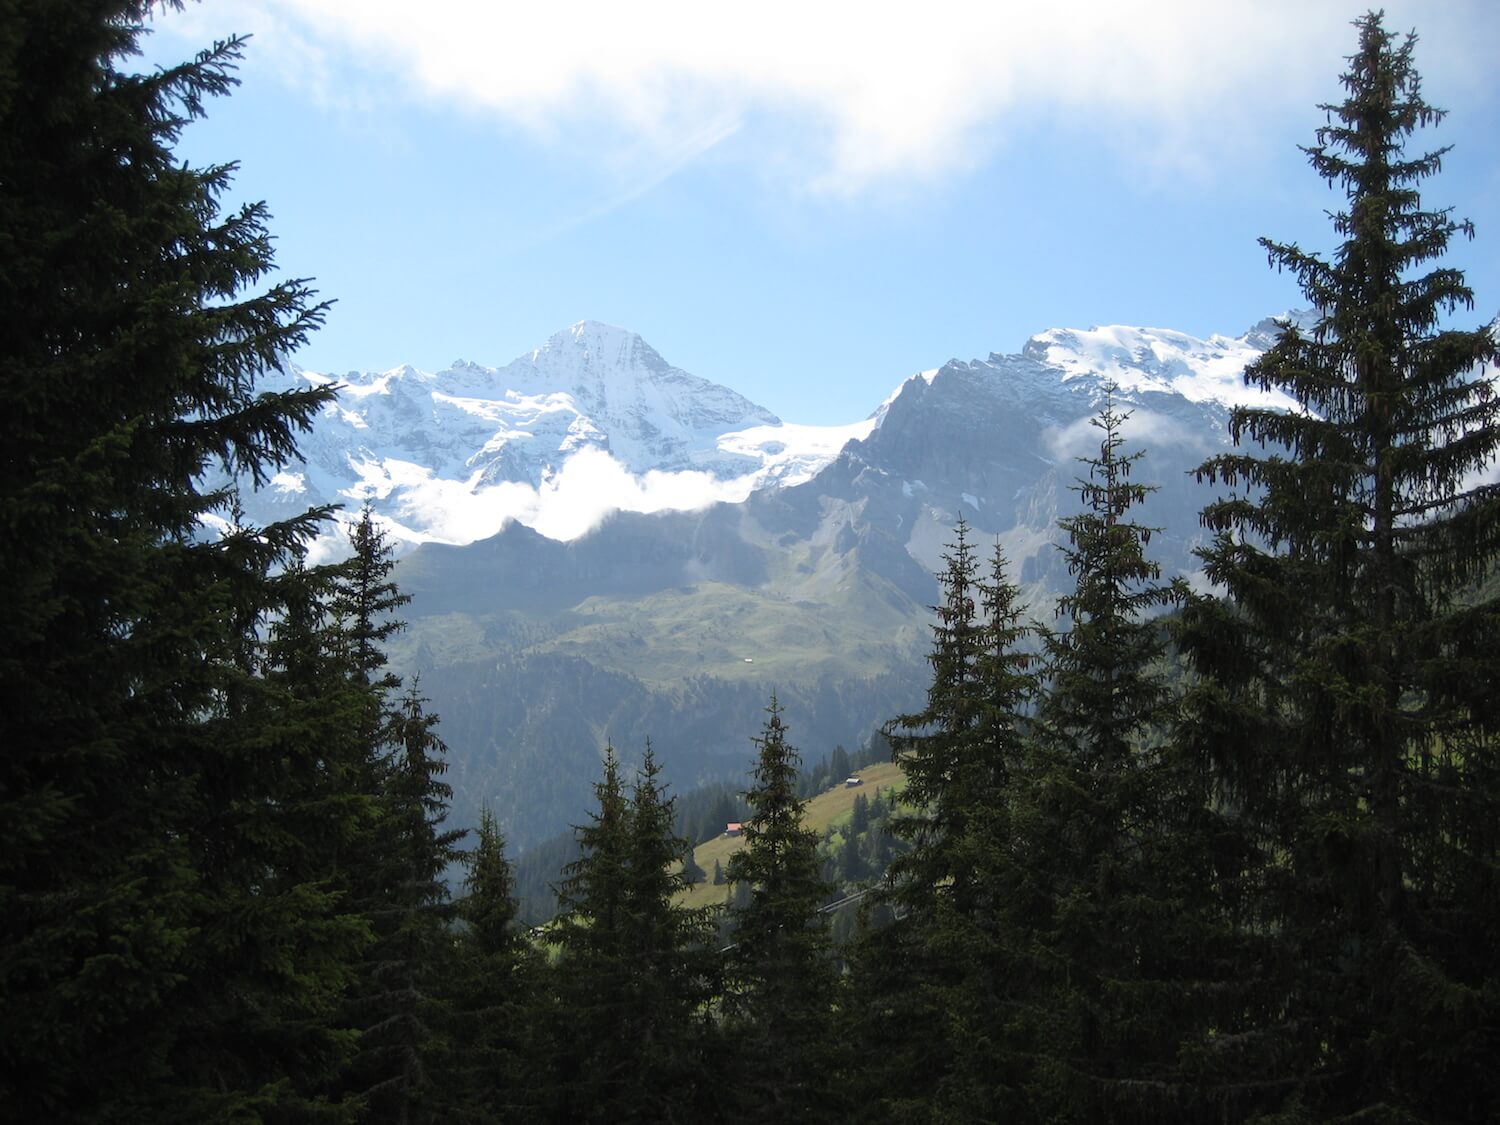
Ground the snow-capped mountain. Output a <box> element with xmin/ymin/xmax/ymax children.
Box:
<box><xmin>1020</xmin><ymin>317</ymin><xmax>1302</xmax><ymax>410</ymax></box>
<box><xmin>831</xmin><ymin>330</ymin><xmax>1243</xmax><ymax>591</ymax></box>
<box><xmin>236</xmin><ymin>314</ymin><xmax>1319</xmax><ymax>561</ymax></box>
<box><xmin>241</xmin><ymin>309</ymin><xmax>1497</xmax><ymax>850</ymax></box>
<box><xmin>235</xmin><ymin>320</ymin><xmax>875</xmax><ymax>553</ymax></box>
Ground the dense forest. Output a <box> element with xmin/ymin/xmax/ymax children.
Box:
<box><xmin>2</xmin><ymin>5</ymin><xmax>1497</xmax><ymax>1123</ymax></box>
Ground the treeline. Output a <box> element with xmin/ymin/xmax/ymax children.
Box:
<box><xmin>4</xmin><ymin>7</ymin><xmax>1499</xmax><ymax>1124</ymax></box>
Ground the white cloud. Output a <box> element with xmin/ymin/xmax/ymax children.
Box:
<box><xmin>343</xmin><ymin>447</ymin><xmax>761</xmax><ymax>546</ymax></box>
<box><xmin>1045</xmin><ymin>407</ymin><xmax>1211</xmax><ymax>462</ymax></box>
<box><xmin>525</xmin><ymin>448</ymin><xmax>752</xmax><ymax>541</ymax></box>
<box><xmin>152</xmin><ymin>0</ymin><xmax>1497</xmax><ymax>194</ymax></box>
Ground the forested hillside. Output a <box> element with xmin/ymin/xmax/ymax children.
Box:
<box><xmin>3</xmin><ymin>7</ymin><xmax>1496</xmax><ymax>1123</ymax></box>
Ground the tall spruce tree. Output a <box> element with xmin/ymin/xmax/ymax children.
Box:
<box><xmin>1013</xmin><ymin>391</ymin><xmax>1223</xmax><ymax>1121</ymax></box>
<box><xmin>325</xmin><ymin>512</ymin><xmax>464</xmax><ymax>1122</ymax></box>
<box><xmin>847</xmin><ymin>526</ymin><xmax>1042</xmax><ymax>1122</ymax></box>
<box><xmin>335</xmin><ymin>504</ymin><xmax>412</xmax><ymax>693</ymax></box>
<box><xmin>1180</xmin><ymin>12</ymin><xmax>1500</xmax><ymax>1120</ymax></box>
<box><xmin>922</xmin><ymin>541</ymin><xmax>1043</xmax><ymax>1123</ymax></box>
<box><xmin>884</xmin><ymin>519</ymin><xmax>988</xmax><ymax>891</ymax></box>
<box><xmin>847</xmin><ymin>523</ymin><xmax>986</xmax><ymax>1120</ymax></box>
<box><xmin>550</xmin><ymin>746</ymin><xmax>631</xmax><ymax>1120</ymax></box>
<box><xmin>617</xmin><ymin>743</ymin><xmax>718</xmax><ymax>1122</ymax></box>
<box><xmin>252</xmin><ymin>558</ymin><xmax>387</xmax><ymax>1100</ymax></box>
<box><xmin>333</xmin><ymin>505</ymin><xmax>411</xmax><ymax>826</ymax></box>
<box><xmin>0</xmin><ymin>5</ymin><xmax>360</xmax><ymax>1118</ymax></box>
<box><xmin>723</xmin><ymin>697</ymin><xmax>838</xmax><ymax>1123</ymax></box>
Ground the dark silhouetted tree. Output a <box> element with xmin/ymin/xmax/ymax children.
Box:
<box><xmin>724</xmin><ymin>698</ymin><xmax>838</xmax><ymax>1122</ymax></box>
<box><xmin>1011</xmin><ymin>391</ymin><xmax>1226</xmax><ymax>1121</ymax></box>
<box><xmin>347</xmin><ymin>684</ymin><xmax>464</xmax><ymax>1124</ymax></box>
<box><xmin>848</xmin><ymin>526</ymin><xmax>1042</xmax><ymax>1121</ymax></box>
<box><xmin>0</xmin><ymin>6</ymin><xmax>364</xmax><ymax>1118</ymax></box>
<box><xmin>445</xmin><ymin>808</ymin><xmax>545</xmax><ymax>1123</ymax></box>
<box><xmin>1180</xmin><ymin>13</ymin><xmax>1500</xmax><ymax>1120</ymax></box>
<box><xmin>552</xmin><ymin>744</ymin><xmax>716</xmax><ymax>1122</ymax></box>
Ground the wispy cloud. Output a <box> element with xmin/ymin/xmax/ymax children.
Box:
<box><xmin>153</xmin><ymin>0</ymin><xmax>1498</xmax><ymax>193</ymax></box>
<box><xmin>513</xmin><ymin>112</ymin><xmax>743</xmax><ymax>252</ymax></box>
<box><xmin>1045</xmin><ymin>408</ymin><xmax>1213</xmax><ymax>463</ymax></box>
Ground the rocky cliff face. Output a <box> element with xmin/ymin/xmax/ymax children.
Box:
<box><xmin>776</xmin><ymin>319</ymin><xmax>1291</xmax><ymax>597</ymax></box>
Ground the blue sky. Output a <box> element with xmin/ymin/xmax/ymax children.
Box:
<box><xmin>144</xmin><ymin>1</ymin><xmax>1499</xmax><ymax>425</ymax></box>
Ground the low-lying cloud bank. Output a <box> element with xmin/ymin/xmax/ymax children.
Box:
<box><xmin>297</xmin><ymin>445</ymin><xmax>779</xmax><ymax>564</ymax></box>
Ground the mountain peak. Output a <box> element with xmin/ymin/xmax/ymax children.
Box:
<box><xmin>509</xmin><ymin>321</ymin><xmax>776</xmax><ymax>429</ymax></box>
<box><xmin>522</xmin><ymin>320</ymin><xmax>667</xmax><ymax>375</ymax></box>
<box><xmin>225</xmin><ymin>321</ymin><xmax>803</xmax><ymax>555</ymax></box>
<box><xmin>567</xmin><ymin>318</ymin><xmax>635</xmax><ymax>343</ymax></box>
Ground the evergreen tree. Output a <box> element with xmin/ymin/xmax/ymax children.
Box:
<box><xmin>252</xmin><ymin>558</ymin><xmax>388</xmax><ymax>1094</ymax></box>
<box><xmin>723</xmin><ymin>698</ymin><xmax>838</xmax><ymax>1123</ymax></box>
<box><xmin>884</xmin><ymin>519</ymin><xmax>989</xmax><ymax>897</ymax></box>
<box><xmin>552</xmin><ymin>744</ymin><xmax>716</xmax><ymax>1123</ymax></box>
<box><xmin>0</xmin><ymin>6</ymin><xmax>360</xmax><ymax>1118</ymax></box>
<box><xmin>313</xmin><ymin>508</ymin><xmax>461</xmax><ymax>1122</ymax></box>
<box><xmin>1009</xmin><ymin>392</ymin><xmax>1225</xmax><ymax>1121</ymax></box>
<box><xmin>332</xmin><ymin>504</ymin><xmax>411</xmax><ymax>814</ymax></box>
<box><xmin>919</xmin><ymin>540</ymin><xmax>1044</xmax><ymax>1122</ymax></box>
<box><xmin>462</xmin><ymin>810</ymin><xmax>523</xmax><ymax>965</ymax></box>
<box><xmin>550</xmin><ymin>746</ymin><xmax>630</xmax><ymax>1118</ymax></box>
<box><xmin>847</xmin><ymin>527</ymin><xmax>1041</xmax><ymax>1122</ymax></box>
<box><xmin>845</xmin><ymin>524</ymin><xmax>985</xmax><ymax>1119</ymax></box>
<box><xmin>618</xmin><ymin>743</ymin><xmax>719</xmax><ymax>1122</ymax></box>
<box><xmin>1180</xmin><ymin>13</ymin><xmax>1500</xmax><ymax>1119</ymax></box>
<box><xmin>335</xmin><ymin>504</ymin><xmax>412</xmax><ymax>692</ymax></box>
<box><xmin>445</xmin><ymin>809</ymin><xmax>544</xmax><ymax>1124</ymax></box>
<box><xmin>349</xmin><ymin>684</ymin><xmax>464</xmax><ymax>1124</ymax></box>
<box><xmin>851</xmin><ymin>791</ymin><xmax>872</xmax><ymax>835</ymax></box>
<box><xmin>262</xmin><ymin>561</ymin><xmax>383</xmax><ymax>887</ymax></box>
<box><xmin>829</xmin><ymin>744</ymin><xmax>853</xmax><ymax>784</ymax></box>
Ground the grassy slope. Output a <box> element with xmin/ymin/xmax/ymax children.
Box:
<box><xmin>389</xmin><ymin>575</ymin><xmax>926</xmax><ymax>692</ymax></box>
<box><xmin>676</xmin><ymin>760</ymin><xmax>906</xmax><ymax>911</ymax></box>
<box><xmin>391</xmin><ymin>506</ymin><xmax>933</xmax><ymax>690</ymax></box>
<box><xmin>539</xmin><ymin>583</ymin><xmax>924</xmax><ymax>689</ymax></box>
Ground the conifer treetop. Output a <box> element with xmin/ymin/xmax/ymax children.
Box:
<box><xmin>1202</xmin><ymin>10</ymin><xmax>1500</xmax><ymax>564</ymax></box>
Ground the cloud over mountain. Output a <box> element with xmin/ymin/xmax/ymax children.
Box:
<box><xmin>154</xmin><ymin>1</ymin><xmax>1498</xmax><ymax>192</ymax></box>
